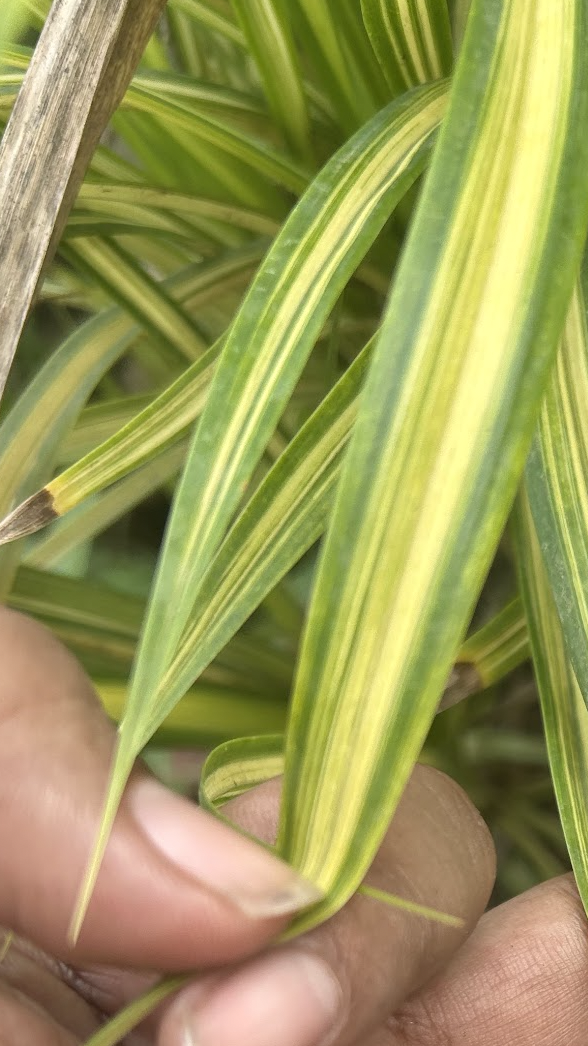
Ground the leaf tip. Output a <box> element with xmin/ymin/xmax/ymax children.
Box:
<box><xmin>0</xmin><ymin>488</ymin><xmax>57</xmax><ymax>545</ymax></box>
<box><xmin>439</xmin><ymin>662</ymin><xmax>481</xmax><ymax>711</ymax></box>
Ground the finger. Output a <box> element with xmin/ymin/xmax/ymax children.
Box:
<box><xmin>159</xmin><ymin>765</ymin><xmax>496</xmax><ymax>1046</ymax></box>
<box><xmin>383</xmin><ymin>872</ymin><xmax>588</xmax><ymax>1045</ymax></box>
<box><xmin>0</xmin><ymin>933</ymin><xmax>101</xmax><ymax>1043</ymax></box>
<box><xmin>0</xmin><ymin>609</ymin><xmax>318</xmax><ymax>968</ymax></box>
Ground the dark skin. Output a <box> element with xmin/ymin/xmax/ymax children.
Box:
<box><xmin>0</xmin><ymin>607</ymin><xmax>585</xmax><ymax>1046</ymax></box>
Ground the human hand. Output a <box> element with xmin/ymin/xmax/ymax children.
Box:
<box><xmin>0</xmin><ymin>607</ymin><xmax>582</xmax><ymax>1045</ymax></box>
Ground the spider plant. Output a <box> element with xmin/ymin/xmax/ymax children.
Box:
<box><xmin>2</xmin><ymin>1</ymin><xmax>588</xmax><ymax>1041</ymax></box>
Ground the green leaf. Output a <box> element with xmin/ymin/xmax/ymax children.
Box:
<box><xmin>132</xmin><ymin>81</ymin><xmax>444</xmax><ymax>707</ymax></box>
<box><xmin>168</xmin><ymin>0</ymin><xmax>245</xmax><ymax>48</ymax></box>
<box><xmin>48</xmin><ymin>342</ymin><xmax>217</xmax><ymax>519</ymax></box>
<box><xmin>293</xmin><ymin>0</ymin><xmax>386</xmax><ymax>129</ymax></box>
<box><xmin>199</xmin><ymin>735</ymin><xmax>462</xmax><ymax>932</ymax></box>
<box><xmin>121</xmin><ymin>78</ymin><xmax>310</xmax><ymax>202</ymax></box>
<box><xmin>142</xmin><ymin>338</ymin><xmax>375</xmax><ymax>741</ymax></box>
<box><xmin>72</xmin><ymin>81</ymin><xmax>446</xmax><ymax>938</ymax></box>
<box><xmin>524</xmin><ymin>280</ymin><xmax>588</xmax><ymax>706</ymax></box>
<box><xmin>362</xmin><ymin>0</ymin><xmax>453</xmax><ymax>92</ymax></box>
<box><xmin>23</xmin><ymin>442</ymin><xmax>187</xmax><ymax>570</ymax></box>
<box><xmin>80</xmin><ymin>977</ymin><xmax>188</xmax><ymax>1046</ymax></box>
<box><xmin>0</xmin><ymin>313</ymin><xmax>137</xmax><ymax>596</ymax></box>
<box><xmin>0</xmin><ymin>0</ymin><xmax>28</xmax><ymax>47</ymax></box>
<box><xmin>70</xmin><ymin>183</ymin><xmax>279</xmax><ymax>241</ymax></box>
<box><xmin>201</xmin><ymin>734</ymin><xmax>286</xmax><ymax>811</ymax></box>
<box><xmin>0</xmin><ymin>241</ymin><xmax>259</xmax><ymax>531</ymax></box>
<box><xmin>56</xmin><ymin>394</ymin><xmax>155</xmax><ymax>465</ymax></box>
<box><xmin>0</xmin><ymin>271</ymin><xmax>371</xmax><ymax>552</ymax></box>
<box><xmin>514</xmin><ymin>487</ymin><xmax>588</xmax><ymax>914</ymax></box>
<box><xmin>8</xmin><ymin>564</ymin><xmax>143</xmax><ymax>636</ymax></box>
<box><xmin>448</xmin><ymin>0</ymin><xmax>472</xmax><ymax>51</ymax></box>
<box><xmin>65</xmin><ymin>238</ymin><xmax>209</xmax><ymax>364</ymax></box>
<box><xmin>0</xmin><ymin>246</ymin><xmax>265</xmax><ymax>587</ymax></box>
<box><xmin>274</xmin><ymin>0</ymin><xmax>588</xmax><ymax>934</ymax></box>
<box><xmin>98</xmin><ymin>682</ymin><xmax>287</xmax><ymax>748</ymax></box>
<box><xmin>229</xmin><ymin>0</ymin><xmax>312</xmax><ymax>162</ymax></box>
<box><xmin>454</xmin><ymin>597</ymin><xmax>530</xmax><ymax>692</ymax></box>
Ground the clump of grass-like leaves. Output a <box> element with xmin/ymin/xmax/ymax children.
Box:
<box><xmin>2</xmin><ymin>1</ymin><xmax>588</xmax><ymax>1041</ymax></box>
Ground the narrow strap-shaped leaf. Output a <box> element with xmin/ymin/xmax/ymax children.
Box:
<box><xmin>0</xmin><ymin>315</ymin><xmax>136</xmax><ymax>597</ymax></box>
<box><xmin>513</xmin><ymin>488</ymin><xmax>588</xmax><ymax>913</ymax></box>
<box><xmin>457</xmin><ymin>598</ymin><xmax>529</xmax><ymax>688</ymax></box>
<box><xmin>201</xmin><ymin>735</ymin><xmax>285</xmax><ymax>813</ymax></box>
<box><xmin>8</xmin><ymin>564</ymin><xmax>144</xmax><ymax>635</ymax></box>
<box><xmin>0</xmin><ymin>45</ymin><xmax>303</xmax><ymax>214</ymax></box>
<box><xmin>56</xmin><ymin>394</ymin><xmax>155</xmax><ymax>464</ymax></box>
<box><xmin>201</xmin><ymin>738</ymin><xmax>463</xmax><ymax>929</ymax></box>
<box><xmin>72</xmin><ymin>83</ymin><xmax>446</xmax><ymax>938</ymax></box>
<box><xmin>0</xmin><ymin>250</ymin><xmax>261</xmax><ymax>594</ymax></box>
<box><xmin>81</xmin><ymin>977</ymin><xmax>188</xmax><ymax>1046</ymax></box>
<box><xmin>45</xmin><ymin>344</ymin><xmax>217</xmax><ymax>519</ymax></box>
<box><xmin>524</xmin><ymin>280</ymin><xmax>588</xmax><ymax>706</ymax></box>
<box><xmin>168</xmin><ymin>0</ymin><xmax>246</xmax><ymax>47</ymax></box>
<box><xmin>0</xmin><ymin>281</ymin><xmax>364</xmax><ymax>551</ymax></box>
<box><xmin>132</xmin><ymin>69</ymin><xmax>271</xmax><ymax>124</ymax></box>
<box><xmin>72</xmin><ymin>184</ymin><xmax>279</xmax><ymax>239</ymax></box>
<box><xmin>440</xmin><ymin>597</ymin><xmax>531</xmax><ymax>710</ymax></box>
<box><xmin>0</xmin><ymin>0</ymin><xmax>167</xmax><ymax>403</ymax></box>
<box><xmin>66</xmin><ymin>238</ymin><xmax>209</xmax><ymax>363</ymax></box>
<box><xmin>24</xmin><ymin>443</ymin><xmax>187</xmax><ymax>570</ymax></box>
<box><xmin>123</xmin><ymin>82</ymin><xmax>310</xmax><ymax>201</ymax></box>
<box><xmin>293</xmin><ymin>1</ymin><xmax>369</xmax><ymax>129</ymax></box>
<box><xmin>128</xmin><ymin>83</ymin><xmax>445</xmax><ymax>707</ymax></box>
<box><xmin>362</xmin><ymin>0</ymin><xmax>453</xmax><ymax>92</ymax></box>
<box><xmin>142</xmin><ymin>341</ymin><xmax>375</xmax><ymax>742</ymax></box>
<box><xmin>276</xmin><ymin>0</ymin><xmax>588</xmax><ymax>934</ymax></box>
<box><xmin>449</xmin><ymin>0</ymin><xmax>472</xmax><ymax>50</ymax></box>
<box><xmin>99</xmin><ymin>685</ymin><xmax>287</xmax><ymax>749</ymax></box>
<box><xmin>230</xmin><ymin>0</ymin><xmax>312</xmax><ymax>163</ymax></box>
<box><xmin>0</xmin><ymin>1</ymin><xmax>28</xmax><ymax>46</ymax></box>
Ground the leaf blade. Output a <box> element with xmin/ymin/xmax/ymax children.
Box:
<box><xmin>524</xmin><ymin>279</ymin><xmax>588</xmax><ymax>705</ymax></box>
<box><xmin>277</xmin><ymin>0</ymin><xmax>588</xmax><ymax>933</ymax></box>
<box><xmin>514</xmin><ymin>488</ymin><xmax>588</xmax><ymax>912</ymax></box>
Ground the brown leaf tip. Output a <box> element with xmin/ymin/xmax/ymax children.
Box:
<box><xmin>439</xmin><ymin>661</ymin><xmax>482</xmax><ymax>712</ymax></box>
<box><xmin>0</xmin><ymin>488</ymin><xmax>57</xmax><ymax>545</ymax></box>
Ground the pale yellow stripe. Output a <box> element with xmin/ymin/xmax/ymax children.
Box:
<box><xmin>290</xmin><ymin>2</ymin><xmax>576</xmax><ymax>885</ymax></box>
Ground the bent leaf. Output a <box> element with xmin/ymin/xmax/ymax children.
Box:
<box><xmin>72</xmin><ymin>81</ymin><xmax>447</xmax><ymax>939</ymax></box>
<box><xmin>362</xmin><ymin>0</ymin><xmax>453</xmax><ymax>92</ymax></box>
<box><xmin>143</xmin><ymin>339</ymin><xmax>375</xmax><ymax>741</ymax></box>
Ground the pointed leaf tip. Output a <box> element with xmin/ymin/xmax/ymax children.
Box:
<box><xmin>0</xmin><ymin>489</ymin><xmax>57</xmax><ymax>545</ymax></box>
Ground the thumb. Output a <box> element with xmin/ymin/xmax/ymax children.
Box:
<box><xmin>0</xmin><ymin>608</ymin><xmax>317</xmax><ymax>968</ymax></box>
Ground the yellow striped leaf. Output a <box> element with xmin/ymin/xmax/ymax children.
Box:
<box><xmin>274</xmin><ymin>0</ymin><xmax>588</xmax><ymax>934</ymax></box>
<box><xmin>0</xmin><ymin>247</ymin><xmax>264</xmax><ymax>551</ymax></box>
<box><xmin>514</xmin><ymin>488</ymin><xmax>588</xmax><ymax>912</ymax></box>
<box><xmin>72</xmin><ymin>82</ymin><xmax>446</xmax><ymax>938</ymax></box>
<box><xmin>456</xmin><ymin>598</ymin><xmax>529</xmax><ymax>690</ymax></box>
<box><xmin>525</xmin><ymin>280</ymin><xmax>588</xmax><ymax>705</ymax></box>
<box><xmin>66</xmin><ymin>238</ymin><xmax>209</xmax><ymax>364</ymax></box>
<box><xmin>168</xmin><ymin>0</ymin><xmax>245</xmax><ymax>48</ymax></box>
<box><xmin>141</xmin><ymin>340</ymin><xmax>375</xmax><ymax>743</ymax></box>
<box><xmin>230</xmin><ymin>0</ymin><xmax>312</xmax><ymax>162</ymax></box>
<box><xmin>362</xmin><ymin>0</ymin><xmax>453</xmax><ymax>92</ymax></box>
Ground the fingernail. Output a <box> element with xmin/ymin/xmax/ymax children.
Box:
<box><xmin>129</xmin><ymin>777</ymin><xmax>322</xmax><ymax>918</ymax></box>
<box><xmin>175</xmin><ymin>949</ymin><xmax>341</xmax><ymax>1046</ymax></box>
